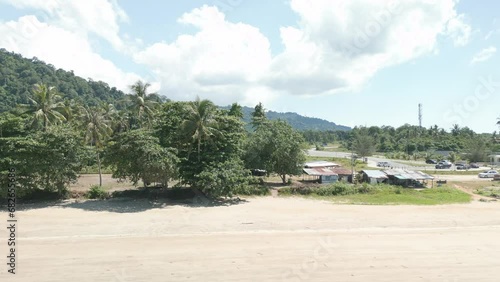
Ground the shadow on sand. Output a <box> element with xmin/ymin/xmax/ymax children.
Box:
<box><xmin>8</xmin><ymin>187</ymin><xmax>248</xmax><ymax>213</ymax></box>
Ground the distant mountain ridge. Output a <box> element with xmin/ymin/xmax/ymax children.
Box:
<box><xmin>221</xmin><ymin>106</ymin><xmax>351</xmax><ymax>131</ymax></box>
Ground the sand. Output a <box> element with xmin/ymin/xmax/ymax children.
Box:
<box><xmin>1</xmin><ymin>196</ymin><xmax>500</xmax><ymax>282</ymax></box>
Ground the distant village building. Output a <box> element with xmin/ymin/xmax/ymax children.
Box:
<box><xmin>302</xmin><ymin>161</ymin><xmax>343</xmax><ymax>184</ymax></box>
<box><xmin>360</xmin><ymin>170</ymin><xmax>388</xmax><ymax>185</ymax></box>
<box><xmin>489</xmin><ymin>154</ymin><xmax>500</xmax><ymax>165</ymax></box>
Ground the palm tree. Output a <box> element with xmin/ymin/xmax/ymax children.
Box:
<box><xmin>181</xmin><ymin>97</ymin><xmax>219</xmax><ymax>161</ymax></box>
<box><xmin>60</xmin><ymin>98</ymin><xmax>83</xmax><ymax>124</ymax></box>
<box><xmin>80</xmin><ymin>106</ymin><xmax>112</xmax><ymax>187</ymax></box>
<box><xmin>128</xmin><ymin>80</ymin><xmax>158</xmax><ymax>128</ymax></box>
<box><xmin>19</xmin><ymin>84</ymin><xmax>66</xmax><ymax>131</ymax></box>
<box><xmin>112</xmin><ymin>110</ymin><xmax>130</xmax><ymax>134</ymax></box>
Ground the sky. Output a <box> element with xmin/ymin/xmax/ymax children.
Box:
<box><xmin>0</xmin><ymin>0</ymin><xmax>499</xmax><ymax>133</ymax></box>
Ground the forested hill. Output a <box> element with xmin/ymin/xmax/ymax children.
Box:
<box><xmin>0</xmin><ymin>49</ymin><xmax>126</xmax><ymax>112</ymax></box>
<box><xmin>220</xmin><ymin>106</ymin><xmax>351</xmax><ymax>131</ymax></box>
<box><xmin>0</xmin><ymin>49</ymin><xmax>350</xmax><ymax>131</ymax></box>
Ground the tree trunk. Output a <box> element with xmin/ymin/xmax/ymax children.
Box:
<box><xmin>97</xmin><ymin>150</ymin><xmax>102</xmax><ymax>187</ymax></box>
<box><xmin>197</xmin><ymin>137</ymin><xmax>201</xmax><ymax>162</ymax></box>
<box><xmin>281</xmin><ymin>174</ymin><xmax>287</xmax><ymax>184</ymax></box>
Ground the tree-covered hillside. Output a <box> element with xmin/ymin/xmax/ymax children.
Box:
<box><xmin>220</xmin><ymin>105</ymin><xmax>351</xmax><ymax>131</ymax></box>
<box><xmin>0</xmin><ymin>49</ymin><xmax>126</xmax><ymax>112</ymax></box>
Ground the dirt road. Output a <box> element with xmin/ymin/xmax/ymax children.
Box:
<box><xmin>1</xmin><ymin>197</ymin><xmax>500</xmax><ymax>281</ymax></box>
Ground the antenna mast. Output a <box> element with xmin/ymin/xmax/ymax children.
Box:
<box><xmin>418</xmin><ymin>103</ymin><xmax>423</xmax><ymax>128</ymax></box>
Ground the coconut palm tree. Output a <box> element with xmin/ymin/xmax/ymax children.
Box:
<box><xmin>19</xmin><ymin>84</ymin><xmax>66</xmax><ymax>131</ymax></box>
<box><xmin>128</xmin><ymin>80</ymin><xmax>158</xmax><ymax>128</ymax></box>
<box><xmin>80</xmin><ymin>105</ymin><xmax>112</xmax><ymax>187</ymax></box>
<box><xmin>181</xmin><ymin>97</ymin><xmax>219</xmax><ymax>161</ymax></box>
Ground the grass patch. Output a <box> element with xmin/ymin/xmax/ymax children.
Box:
<box><xmin>305</xmin><ymin>156</ymin><xmax>367</xmax><ymax>170</ymax></box>
<box><xmin>280</xmin><ymin>183</ymin><xmax>471</xmax><ymax>205</ymax></box>
<box><xmin>474</xmin><ymin>183</ymin><xmax>500</xmax><ymax>198</ymax></box>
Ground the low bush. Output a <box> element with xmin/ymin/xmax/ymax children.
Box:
<box><xmin>233</xmin><ymin>184</ymin><xmax>270</xmax><ymax>196</ymax></box>
<box><xmin>86</xmin><ymin>185</ymin><xmax>108</xmax><ymax>199</ymax></box>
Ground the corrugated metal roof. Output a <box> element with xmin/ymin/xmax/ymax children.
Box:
<box><xmin>384</xmin><ymin>169</ymin><xmax>434</xmax><ymax>180</ymax></box>
<box><xmin>331</xmin><ymin>167</ymin><xmax>352</xmax><ymax>175</ymax></box>
<box><xmin>303</xmin><ymin>168</ymin><xmax>338</xmax><ymax>176</ymax></box>
<box><xmin>362</xmin><ymin>170</ymin><xmax>388</xmax><ymax>179</ymax></box>
<box><xmin>304</xmin><ymin>161</ymin><xmax>339</xmax><ymax>168</ymax></box>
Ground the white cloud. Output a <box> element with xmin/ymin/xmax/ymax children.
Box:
<box><xmin>446</xmin><ymin>14</ymin><xmax>471</xmax><ymax>46</ymax></box>
<box><xmin>134</xmin><ymin>5</ymin><xmax>275</xmax><ymax>106</ymax></box>
<box><xmin>0</xmin><ymin>0</ymin><xmax>129</xmax><ymax>52</ymax></box>
<box><xmin>0</xmin><ymin>0</ymin><xmax>474</xmax><ymax>106</ymax></box>
<box><xmin>136</xmin><ymin>1</ymin><xmax>473</xmax><ymax>105</ymax></box>
<box><xmin>265</xmin><ymin>0</ymin><xmax>472</xmax><ymax>95</ymax></box>
<box><xmin>0</xmin><ymin>15</ymin><xmax>141</xmax><ymax>92</ymax></box>
<box><xmin>470</xmin><ymin>46</ymin><xmax>497</xmax><ymax>65</ymax></box>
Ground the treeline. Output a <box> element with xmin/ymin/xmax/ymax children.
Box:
<box><xmin>0</xmin><ymin>82</ymin><xmax>306</xmax><ymax>199</ymax></box>
<box><xmin>303</xmin><ymin>124</ymin><xmax>499</xmax><ymax>161</ymax></box>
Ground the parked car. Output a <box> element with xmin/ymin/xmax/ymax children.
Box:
<box><xmin>426</xmin><ymin>159</ymin><xmax>437</xmax><ymax>164</ymax></box>
<box><xmin>435</xmin><ymin>160</ymin><xmax>452</xmax><ymax>169</ymax></box>
<box><xmin>377</xmin><ymin>161</ymin><xmax>390</xmax><ymax>167</ymax></box>
<box><xmin>456</xmin><ymin>163</ymin><xmax>470</xmax><ymax>170</ymax></box>
<box><xmin>478</xmin><ymin>170</ymin><xmax>499</xmax><ymax>178</ymax></box>
<box><xmin>469</xmin><ymin>163</ymin><xmax>480</xmax><ymax>168</ymax></box>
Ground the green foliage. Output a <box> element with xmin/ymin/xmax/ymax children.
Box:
<box><xmin>0</xmin><ymin>112</ymin><xmax>27</xmax><ymax>137</ymax></box>
<box><xmin>465</xmin><ymin>138</ymin><xmax>490</xmax><ymax>162</ymax></box>
<box><xmin>232</xmin><ymin>183</ymin><xmax>270</xmax><ymax>196</ymax></box>
<box><xmin>244</xmin><ymin>120</ymin><xmax>306</xmax><ymax>183</ymax></box>
<box><xmin>195</xmin><ymin>158</ymin><xmax>251</xmax><ymax>198</ymax></box>
<box><xmin>304</xmin><ymin>124</ymin><xmax>493</xmax><ymax>155</ymax></box>
<box><xmin>127</xmin><ymin>80</ymin><xmax>159</xmax><ymax>128</ymax></box>
<box><xmin>251</xmin><ymin>102</ymin><xmax>266</xmax><ymax>128</ymax></box>
<box><xmin>228</xmin><ymin>102</ymin><xmax>243</xmax><ymax>119</ymax></box>
<box><xmin>86</xmin><ymin>185</ymin><xmax>109</xmax><ymax>199</ymax></box>
<box><xmin>18</xmin><ymin>83</ymin><xmax>66</xmax><ymax>131</ymax></box>
<box><xmin>0</xmin><ymin>125</ymin><xmax>87</xmax><ymax>198</ymax></box>
<box><xmin>156</xmin><ymin>101</ymin><xmax>246</xmax><ymax>186</ymax></box>
<box><xmin>352</xmin><ymin>132</ymin><xmax>375</xmax><ymax>158</ymax></box>
<box><xmin>280</xmin><ymin>182</ymin><xmax>373</xmax><ymax>197</ymax></box>
<box><xmin>104</xmin><ymin>129</ymin><xmax>178</xmax><ymax>187</ymax></box>
<box><xmin>181</xmin><ymin>98</ymin><xmax>219</xmax><ymax>161</ymax></box>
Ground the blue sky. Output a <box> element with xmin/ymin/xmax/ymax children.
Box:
<box><xmin>0</xmin><ymin>0</ymin><xmax>499</xmax><ymax>133</ymax></box>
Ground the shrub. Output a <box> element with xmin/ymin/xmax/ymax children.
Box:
<box><xmin>86</xmin><ymin>185</ymin><xmax>108</xmax><ymax>199</ymax></box>
<box><xmin>233</xmin><ymin>184</ymin><xmax>270</xmax><ymax>196</ymax></box>
<box><xmin>357</xmin><ymin>183</ymin><xmax>374</xmax><ymax>194</ymax></box>
<box><xmin>195</xmin><ymin>158</ymin><xmax>250</xmax><ymax>198</ymax></box>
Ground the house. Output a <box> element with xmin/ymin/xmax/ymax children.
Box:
<box><xmin>302</xmin><ymin>167</ymin><xmax>339</xmax><ymax>184</ymax></box>
<box><xmin>489</xmin><ymin>154</ymin><xmax>500</xmax><ymax>165</ymax></box>
<box><xmin>360</xmin><ymin>170</ymin><xmax>388</xmax><ymax>185</ymax></box>
<box><xmin>330</xmin><ymin>167</ymin><xmax>353</xmax><ymax>182</ymax></box>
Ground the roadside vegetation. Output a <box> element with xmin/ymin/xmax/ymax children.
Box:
<box><xmin>280</xmin><ymin>183</ymin><xmax>472</xmax><ymax>205</ymax></box>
